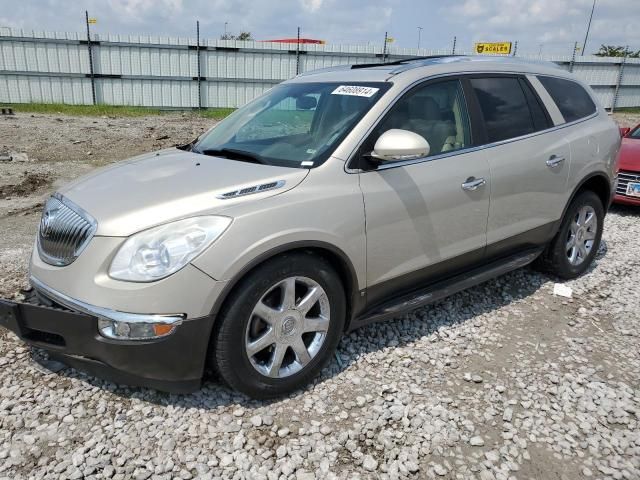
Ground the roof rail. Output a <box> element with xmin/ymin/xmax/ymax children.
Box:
<box><xmin>350</xmin><ymin>55</ymin><xmax>457</xmax><ymax>70</ymax></box>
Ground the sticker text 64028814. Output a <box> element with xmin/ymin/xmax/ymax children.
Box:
<box><xmin>331</xmin><ymin>85</ymin><xmax>380</xmax><ymax>98</ymax></box>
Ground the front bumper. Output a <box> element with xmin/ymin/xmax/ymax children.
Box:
<box><xmin>0</xmin><ymin>288</ymin><xmax>213</xmax><ymax>393</ymax></box>
<box><xmin>613</xmin><ymin>193</ymin><xmax>640</xmax><ymax>206</ymax></box>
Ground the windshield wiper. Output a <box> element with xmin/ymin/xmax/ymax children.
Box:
<box><xmin>199</xmin><ymin>148</ymin><xmax>267</xmax><ymax>165</ymax></box>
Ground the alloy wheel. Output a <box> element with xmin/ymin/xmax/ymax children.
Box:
<box><xmin>244</xmin><ymin>276</ymin><xmax>330</xmax><ymax>378</ymax></box>
<box><xmin>566</xmin><ymin>205</ymin><xmax>597</xmax><ymax>266</ymax></box>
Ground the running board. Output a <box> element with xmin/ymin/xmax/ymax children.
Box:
<box><xmin>356</xmin><ymin>249</ymin><xmax>542</xmax><ymax>327</ymax></box>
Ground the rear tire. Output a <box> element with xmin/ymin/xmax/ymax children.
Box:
<box><xmin>535</xmin><ymin>190</ymin><xmax>604</xmax><ymax>279</ymax></box>
<box><xmin>211</xmin><ymin>252</ymin><xmax>346</xmax><ymax>399</ymax></box>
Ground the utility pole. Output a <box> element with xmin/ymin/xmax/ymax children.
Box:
<box><xmin>85</xmin><ymin>10</ymin><xmax>96</xmax><ymax>105</ymax></box>
<box><xmin>417</xmin><ymin>26</ymin><xmax>423</xmax><ymax>50</ymax></box>
<box><xmin>581</xmin><ymin>0</ymin><xmax>596</xmax><ymax>56</ymax></box>
<box><xmin>224</xmin><ymin>21</ymin><xmax>228</xmax><ymax>38</ymax></box>
<box><xmin>451</xmin><ymin>36</ymin><xmax>457</xmax><ymax>55</ymax></box>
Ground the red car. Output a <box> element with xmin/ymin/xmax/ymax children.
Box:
<box><xmin>615</xmin><ymin>123</ymin><xmax>640</xmax><ymax>206</ymax></box>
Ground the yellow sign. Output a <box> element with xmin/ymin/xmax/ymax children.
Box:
<box><xmin>474</xmin><ymin>42</ymin><xmax>512</xmax><ymax>55</ymax></box>
<box><xmin>88</xmin><ymin>18</ymin><xmax>97</xmax><ymax>24</ymax></box>
<box><xmin>386</xmin><ymin>37</ymin><xmax>394</xmax><ymax>43</ymax></box>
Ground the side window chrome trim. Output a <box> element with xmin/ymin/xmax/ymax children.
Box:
<box><xmin>345</xmin><ymin>71</ymin><xmax>599</xmax><ymax>174</ymax></box>
<box><xmin>353</xmin><ymin>110</ymin><xmax>599</xmax><ymax>173</ymax></box>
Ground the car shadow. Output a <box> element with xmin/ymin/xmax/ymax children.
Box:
<box><xmin>29</xmin><ymin>262</ymin><xmax>574</xmax><ymax>411</ymax></box>
<box><xmin>609</xmin><ymin>203</ymin><xmax>640</xmax><ymax>217</ymax></box>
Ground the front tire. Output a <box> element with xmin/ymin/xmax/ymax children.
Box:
<box><xmin>536</xmin><ymin>190</ymin><xmax>604</xmax><ymax>279</ymax></box>
<box><xmin>211</xmin><ymin>252</ymin><xmax>346</xmax><ymax>399</ymax></box>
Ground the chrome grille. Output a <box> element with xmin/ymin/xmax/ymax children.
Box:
<box><xmin>37</xmin><ymin>194</ymin><xmax>97</xmax><ymax>266</ymax></box>
<box><xmin>616</xmin><ymin>171</ymin><xmax>640</xmax><ymax>197</ymax></box>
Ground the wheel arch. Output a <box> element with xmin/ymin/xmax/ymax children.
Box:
<box><xmin>209</xmin><ymin>241</ymin><xmax>362</xmax><ymax>331</ymax></box>
<box><xmin>562</xmin><ymin>171</ymin><xmax>612</xmax><ymax>222</ymax></box>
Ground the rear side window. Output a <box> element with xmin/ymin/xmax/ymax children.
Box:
<box><xmin>538</xmin><ymin>76</ymin><xmax>596</xmax><ymax>123</ymax></box>
<box><xmin>470</xmin><ymin>77</ymin><xmax>540</xmax><ymax>143</ymax></box>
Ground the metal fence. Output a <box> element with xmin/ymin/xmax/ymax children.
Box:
<box><xmin>1</xmin><ymin>27</ymin><xmax>639</xmax><ymax>110</ymax></box>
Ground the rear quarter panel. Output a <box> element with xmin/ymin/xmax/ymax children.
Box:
<box><xmin>565</xmin><ymin>111</ymin><xmax>619</xmax><ymax>203</ymax></box>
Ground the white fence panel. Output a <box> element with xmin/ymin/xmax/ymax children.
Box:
<box><xmin>0</xmin><ymin>28</ymin><xmax>639</xmax><ymax>110</ymax></box>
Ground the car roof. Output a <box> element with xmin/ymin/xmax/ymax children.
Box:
<box><xmin>286</xmin><ymin>55</ymin><xmax>570</xmax><ymax>84</ymax></box>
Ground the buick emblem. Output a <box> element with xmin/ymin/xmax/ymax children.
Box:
<box><xmin>281</xmin><ymin>316</ymin><xmax>297</xmax><ymax>336</ymax></box>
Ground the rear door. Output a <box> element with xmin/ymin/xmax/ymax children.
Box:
<box><xmin>466</xmin><ymin>75</ymin><xmax>571</xmax><ymax>257</ymax></box>
<box><xmin>356</xmin><ymin>78</ymin><xmax>491</xmax><ymax>305</ymax></box>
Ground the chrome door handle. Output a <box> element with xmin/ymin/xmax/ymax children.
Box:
<box><xmin>546</xmin><ymin>155</ymin><xmax>566</xmax><ymax>168</ymax></box>
<box><xmin>461</xmin><ymin>177</ymin><xmax>486</xmax><ymax>191</ymax></box>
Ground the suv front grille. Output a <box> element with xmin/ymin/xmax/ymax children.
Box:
<box><xmin>616</xmin><ymin>170</ymin><xmax>640</xmax><ymax>197</ymax></box>
<box><xmin>37</xmin><ymin>194</ymin><xmax>97</xmax><ymax>266</ymax></box>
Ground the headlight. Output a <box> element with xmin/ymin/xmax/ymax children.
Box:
<box><xmin>109</xmin><ymin>216</ymin><xmax>231</xmax><ymax>282</ymax></box>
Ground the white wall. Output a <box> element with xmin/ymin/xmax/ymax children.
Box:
<box><xmin>1</xmin><ymin>27</ymin><xmax>639</xmax><ymax>109</ymax></box>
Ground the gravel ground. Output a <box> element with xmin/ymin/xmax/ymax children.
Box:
<box><xmin>0</xmin><ymin>111</ymin><xmax>639</xmax><ymax>480</ymax></box>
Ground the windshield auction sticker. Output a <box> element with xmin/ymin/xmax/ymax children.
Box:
<box><xmin>331</xmin><ymin>85</ymin><xmax>380</xmax><ymax>97</ymax></box>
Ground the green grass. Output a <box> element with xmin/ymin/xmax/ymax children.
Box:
<box><xmin>4</xmin><ymin>103</ymin><xmax>234</xmax><ymax>119</ymax></box>
<box><xmin>197</xmin><ymin>107</ymin><xmax>235</xmax><ymax>119</ymax></box>
<box><xmin>614</xmin><ymin>107</ymin><xmax>640</xmax><ymax>114</ymax></box>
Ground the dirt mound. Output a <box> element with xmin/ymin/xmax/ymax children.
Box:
<box><xmin>0</xmin><ymin>173</ymin><xmax>51</xmax><ymax>199</ymax></box>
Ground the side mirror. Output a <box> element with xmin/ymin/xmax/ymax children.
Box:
<box><xmin>296</xmin><ymin>95</ymin><xmax>317</xmax><ymax>110</ymax></box>
<box><xmin>371</xmin><ymin>129</ymin><xmax>430</xmax><ymax>162</ymax></box>
<box><xmin>620</xmin><ymin>127</ymin><xmax>631</xmax><ymax>137</ymax></box>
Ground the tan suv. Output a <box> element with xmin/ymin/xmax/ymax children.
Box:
<box><xmin>0</xmin><ymin>56</ymin><xmax>620</xmax><ymax>398</ymax></box>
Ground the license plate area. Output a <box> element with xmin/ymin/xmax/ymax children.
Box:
<box><xmin>626</xmin><ymin>182</ymin><xmax>640</xmax><ymax>197</ymax></box>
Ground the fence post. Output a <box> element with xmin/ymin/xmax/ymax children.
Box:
<box><xmin>196</xmin><ymin>21</ymin><xmax>202</xmax><ymax>110</ymax></box>
<box><xmin>85</xmin><ymin>11</ymin><xmax>96</xmax><ymax>105</ymax></box>
<box><xmin>569</xmin><ymin>42</ymin><xmax>578</xmax><ymax>73</ymax></box>
<box><xmin>296</xmin><ymin>27</ymin><xmax>301</xmax><ymax>75</ymax></box>
<box><xmin>612</xmin><ymin>46</ymin><xmax>628</xmax><ymax>113</ymax></box>
<box><xmin>382</xmin><ymin>31</ymin><xmax>388</xmax><ymax>62</ymax></box>
<box><xmin>452</xmin><ymin>36</ymin><xmax>457</xmax><ymax>55</ymax></box>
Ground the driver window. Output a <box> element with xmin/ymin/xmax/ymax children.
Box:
<box><xmin>236</xmin><ymin>94</ymin><xmax>318</xmax><ymax>142</ymax></box>
<box><xmin>374</xmin><ymin>79</ymin><xmax>471</xmax><ymax>158</ymax></box>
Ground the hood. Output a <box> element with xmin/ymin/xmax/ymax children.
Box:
<box><xmin>59</xmin><ymin>149</ymin><xmax>309</xmax><ymax>236</ymax></box>
<box><xmin>618</xmin><ymin>137</ymin><xmax>640</xmax><ymax>171</ymax></box>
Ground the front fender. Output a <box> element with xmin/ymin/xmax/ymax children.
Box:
<box><xmin>191</xmin><ymin>159</ymin><xmax>367</xmax><ymax>292</ymax></box>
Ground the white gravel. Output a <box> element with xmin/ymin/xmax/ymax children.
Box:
<box><xmin>0</xmin><ymin>113</ymin><xmax>639</xmax><ymax>479</ymax></box>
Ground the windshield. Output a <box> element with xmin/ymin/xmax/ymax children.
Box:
<box><xmin>193</xmin><ymin>82</ymin><xmax>389</xmax><ymax>168</ymax></box>
<box><xmin>631</xmin><ymin>126</ymin><xmax>640</xmax><ymax>139</ymax></box>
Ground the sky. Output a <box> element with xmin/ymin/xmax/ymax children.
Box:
<box><xmin>0</xmin><ymin>0</ymin><xmax>638</xmax><ymax>56</ymax></box>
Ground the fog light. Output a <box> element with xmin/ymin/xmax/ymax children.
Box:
<box><xmin>98</xmin><ymin>318</ymin><xmax>178</xmax><ymax>340</ymax></box>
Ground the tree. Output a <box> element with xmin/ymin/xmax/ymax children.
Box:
<box><xmin>594</xmin><ymin>45</ymin><xmax>639</xmax><ymax>58</ymax></box>
<box><xmin>220</xmin><ymin>31</ymin><xmax>253</xmax><ymax>41</ymax></box>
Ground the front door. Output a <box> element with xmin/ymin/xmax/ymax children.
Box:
<box><xmin>357</xmin><ymin>78</ymin><xmax>491</xmax><ymax>305</ymax></box>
